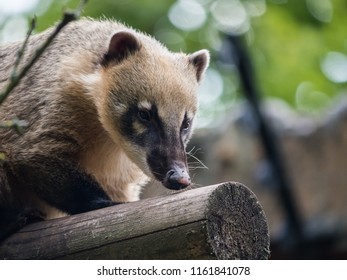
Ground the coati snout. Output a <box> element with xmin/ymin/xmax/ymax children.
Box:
<box><xmin>147</xmin><ymin>144</ymin><xmax>191</xmax><ymax>190</ymax></box>
<box><xmin>163</xmin><ymin>163</ymin><xmax>191</xmax><ymax>190</ymax></box>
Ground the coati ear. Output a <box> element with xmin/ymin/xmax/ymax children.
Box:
<box><xmin>189</xmin><ymin>49</ymin><xmax>210</xmax><ymax>82</ymax></box>
<box><xmin>103</xmin><ymin>31</ymin><xmax>141</xmax><ymax>65</ymax></box>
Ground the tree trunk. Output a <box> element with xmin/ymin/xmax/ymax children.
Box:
<box><xmin>0</xmin><ymin>182</ymin><xmax>270</xmax><ymax>259</ymax></box>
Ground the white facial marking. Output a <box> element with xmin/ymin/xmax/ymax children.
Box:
<box><xmin>186</xmin><ymin>111</ymin><xmax>194</xmax><ymax>121</ymax></box>
<box><xmin>138</xmin><ymin>100</ymin><xmax>152</xmax><ymax>110</ymax></box>
<box><xmin>114</xmin><ymin>103</ymin><xmax>127</xmax><ymax>114</ymax></box>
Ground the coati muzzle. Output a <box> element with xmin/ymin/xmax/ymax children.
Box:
<box><xmin>147</xmin><ymin>149</ymin><xmax>191</xmax><ymax>190</ymax></box>
<box><xmin>164</xmin><ymin>163</ymin><xmax>191</xmax><ymax>190</ymax></box>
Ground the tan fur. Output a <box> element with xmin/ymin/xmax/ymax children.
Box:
<box><xmin>79</xmin><ymin>133</ymin><xmax>148</xmax><ymax>202</ymax></box>
<box><xmin>0</xmin><ymin>18</ymin><xmax>209</xmax><ymax>220</ymax></box>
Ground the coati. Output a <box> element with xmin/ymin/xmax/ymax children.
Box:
<box><xmin>0</xmin><ymin>19</ymin><xmax>209</xmax><ymax>241</ymax></box>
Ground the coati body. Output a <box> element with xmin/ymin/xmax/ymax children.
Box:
<box><xmin>0</xmin><ymin>19</ymin><xmax>209</xmax><ymax>241</ymax></box>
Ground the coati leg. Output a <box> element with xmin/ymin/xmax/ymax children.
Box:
<box><xmin>4</xmin><ymin>155</ymin><xmax>118</xmax><ymax>217</ymax></box>
<box><xmin>1</xmin><ymin>156</ymin><xmax>118</xmax><ymax>241</ymax></box>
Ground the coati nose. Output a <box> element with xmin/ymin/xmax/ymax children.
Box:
<box><xmin>166</xmin><ymin>168</ymin><xmax>191</xmax><ymax>190</ymax></box>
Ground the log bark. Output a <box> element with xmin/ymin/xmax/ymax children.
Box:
<box><xmin>0</xmin><ymin>182</ymin><xmax>270</xmax><ymax>260</ymax></box>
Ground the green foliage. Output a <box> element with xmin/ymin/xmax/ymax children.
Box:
<box><xmin>35</xmin><ymin>0</ymin><xmax>175</xmax><ymax>34</ymax></box>
<box><xmin>250</xmin><ymin>0</ymin><xmax>347</xmax><ymax>115</ymax></box>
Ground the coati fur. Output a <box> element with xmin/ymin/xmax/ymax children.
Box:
<box><xmin>0</xmin><ymin>18</ymin><xmax>209</xmax><ymax>241</ymax></box>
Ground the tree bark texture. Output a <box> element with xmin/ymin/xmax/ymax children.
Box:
<box><xmin>0</xmin><ymin>182</ymin><xmax>270</xmax><ymax>260</ymax></box>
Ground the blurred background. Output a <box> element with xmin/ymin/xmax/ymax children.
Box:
<box><xmin>1</xmin><ymin>0</ymin><xmax>347</xmax><ymax>259</ymax></box>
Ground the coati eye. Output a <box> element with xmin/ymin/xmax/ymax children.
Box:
<box><xmin>137</xmin><ymin>109</ymin><xmax>151</xmax><ymax>122</ymax></box>
<box><xmin>182</xmin><ymin>119</ymin><xmax>191</xmax><ymax>131</ymax></box>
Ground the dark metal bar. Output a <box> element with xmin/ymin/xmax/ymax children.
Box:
<box><xmin>224</xmin><ymin>35</ymin><xmax>304</xmax><ymax>251</ymax></box>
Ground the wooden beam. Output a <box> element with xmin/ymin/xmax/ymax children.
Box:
<box><xmin>0</xmin><ymin>182</ymin><xmax>270</xmax><ymax>259</ymax></box>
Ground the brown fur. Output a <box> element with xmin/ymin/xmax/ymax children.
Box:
<box><xmin>0</xmin><ymin>18</ymin><xmax>209</xmax><ymax>222</ymax></box>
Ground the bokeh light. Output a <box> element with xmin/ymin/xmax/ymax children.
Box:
<box><xmin>211</xmin><ymin>0</ymin><xmax>249</xmax><ymax>35</ymax></box>
<box><xmin>168</xmin><ymin>0</ymin><xmax>207</xmax><ymax>32</ymax></box>
<box><xmin>321</xmin><ymin>52</ymin><xmax>347</xmax><ymax>84</ymax></box>
<box><xmin>306</xmin><ymin>0</ymin><xmax>333</xmax><ymax>23</ymax></box>
<box><xmin>0</xmin><ymin>0</ymin><xmax>40</xmax><ymax>15</ymax></box>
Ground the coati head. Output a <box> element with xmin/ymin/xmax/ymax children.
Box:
<box><xmin>98</xmin><ymin>31</ymin><xmax>209</xmax><ymax>190</ymax></box>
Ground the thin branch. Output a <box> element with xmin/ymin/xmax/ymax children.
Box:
<box><xmin>10</xmin><ymin>17</ymin><xmax>36</xmax><ymax>82</ymax></box>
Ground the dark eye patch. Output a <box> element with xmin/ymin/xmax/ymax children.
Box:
<box><xmin>120</xmin><ymin>103</ymin><xmax>167</xmax><ymax>147</ymax></box>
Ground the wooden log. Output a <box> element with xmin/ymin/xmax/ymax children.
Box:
<box><xmin>0</xmin><ymin>182</ymin><xmax>270</xmax><ymax>260</ymax></box>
